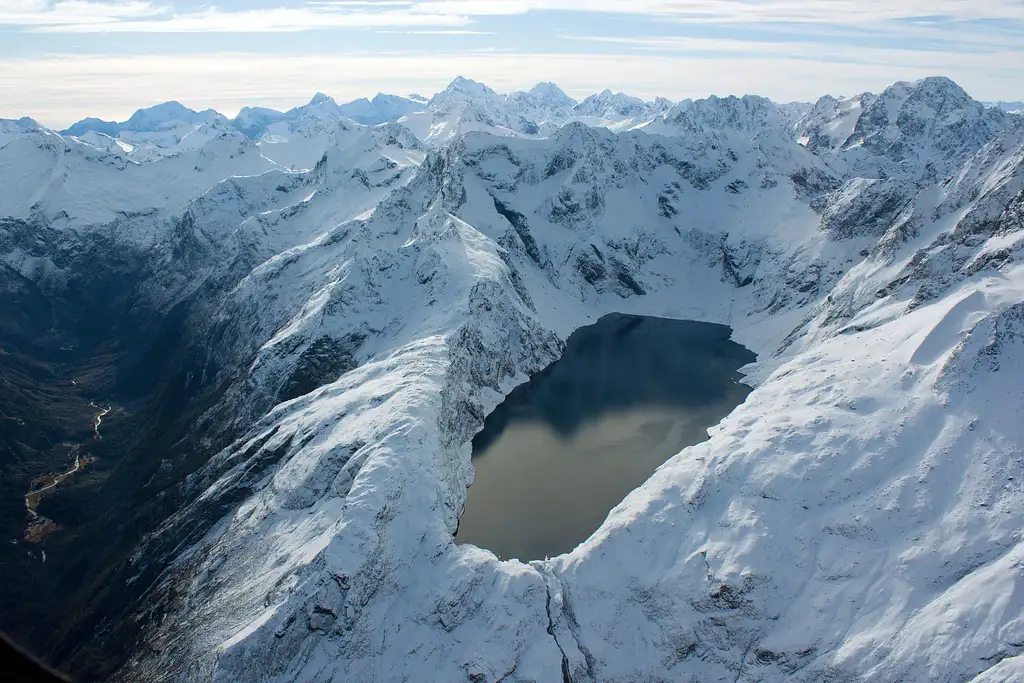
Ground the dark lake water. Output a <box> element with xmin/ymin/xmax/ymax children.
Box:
<box><xmin>455</xmin><ymin>314</ymin><xmax>756</xmax><ymax>561</ymax></box>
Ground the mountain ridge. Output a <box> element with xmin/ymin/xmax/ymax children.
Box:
<box><xmin>1</xmin><ymin>75</ymin><xmax>1023</xmax><ymax>683</ymax></box>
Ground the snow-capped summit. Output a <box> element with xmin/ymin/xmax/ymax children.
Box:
<box><xmin>232</xmin><ymin>106</ymin><xmax>287</xmax><ymax>139</ymax></box>
<box><xmin>574</xmin><ymin>89</ymin><xmax>654</xmax><ymax>119</ymax></box>
<box><xmin>58</xmin><ymin>102</ymin><xmax>243</xmax><ymax>162</ymax></box>
<box><xmin>0</xmin><ymin>116</ymin><xmax>46</xmax><ymax>148</ymax></box>
<box><xmin>308</xmin><ymin>92</ymin><xmax>335</xmax><ymax>107</ymax></box>
<box><xmin>62</xmin><ymin>101</ymin><xmax>226</xmax><ymax>138</ymax></box>
<box><xmin>336</xmin><ymin>93</ymin><xmax>425</xmax><ymax>125</ymax></box>
<box><xmin>430</xmin><ymin>76</ymin><xmax>500</xmax><ymax>106</ymax></box>
<box><xmin>854</xmin><ymin>77</ymin><xmax>1009</xmax><ymax>170</ymax></box>
<box><xmin>401</xmin><ymin>76</ymin><xmax>522</xmax><ymax>143</ymax></box>
<box><xmin>527</xmin><ymin>81</ymin><xmax>576</xmax><ymax>109</ymax></box>
<box><xmin>502</xmin><ymin>82</ymin><xmax>579</xmax><ymax>136</ymax></box>
<box><xmin>123</xmin><ymin>100</ymin><xmax>226</xmax><ymax>131</ymax></box>
<box><xmin>287</xmin><ymin>92</ymin><xmax>343</xmax><ymax>120</ymax></box>
<box><xmin>566</xmin><ymin>89</ymin><xmax>673</xmax><ymax>131</ymax></box>
<box><xmin>232</xmin><ymin>92</ymin><xmax>425</xmax><ymax>142</ymax></box>
<box><xmin>660</xmin><ymin>94</ymin><xmax>785</xmax><ymax>134</ymax></box>
<box><xmin>795</xmin><ymin>92</ymin><xmax>876</xmax><ymax>153</ymax></box>
<box><xmin>60</xmin><ymin>115</ymin><xmax>122</xmax><ymax>138</ymax></box>
<box><xmin>575</xmin><ymin>89</ymin><xmax>642</xmax><ymax>117</ymax></box>
<box><xmin>795</xmin><ymin>76</ymin><xmax>1018</xmax><ymax>183</ymax></box>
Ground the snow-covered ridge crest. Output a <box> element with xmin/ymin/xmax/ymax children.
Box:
<box><xmin>4</xmin><ymin>75</ymin><xmax>1024</xmax><ymax>683</ymax></box>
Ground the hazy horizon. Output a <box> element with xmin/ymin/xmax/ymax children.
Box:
<box><xmin>2</xmin><ymin>0</ymin><xmax>1023</xmax><ymax>126</ymax></box>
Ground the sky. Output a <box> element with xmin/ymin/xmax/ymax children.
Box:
<box><xmin>1</xmin><ymin>0</ymin><xmax>1023</xmax><ymax>127</ymax></box>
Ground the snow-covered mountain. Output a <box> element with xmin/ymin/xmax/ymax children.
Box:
<box><xmin>51</xmin><ymin>79</ymin><xmax>670</xmax><ymax>169</ymax></box>
<box><xmin>2</xmin><ymin>76</ymin><xmax>1024</xmax><ymax>683</ymax></box>
<box><xmin>987</xmin><ymin>101</ymin><xmax>1024</xmax><ymax>115</ymax></box>
<box><xmin>397</xmin><ymin>77</ymin><xmax>672</xmax><ymax>143</ymax></box>
<box><xmin>571</xmin><ymin>88</ymin><xmax>673</xmax><ymax>130</ymax></box>
<box><xmin>59</xmin><ymin>101</ymin><xmax>238</xmax><ymax>163</ymax></box>
<box><xmin>336</xmin><ymin>93</ymin><xmax>426</xmax><ymax>125</ymax></box>
<box><xmin>233</xmin><ymin>92</ymin><xmax>426</xmax><ymax>138</ymax></box>
<box><xmin>62</xmin><ymin>101</ymin><xmax>228</xmax><ymax>138</ymax></box>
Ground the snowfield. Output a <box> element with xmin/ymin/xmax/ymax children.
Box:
<box><xmin>3</xmin><ymin>76</ymin><xmax>1024</xmax><ymax>682</ymax></box>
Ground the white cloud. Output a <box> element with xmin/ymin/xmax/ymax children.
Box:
<box><xmin>6</xmin><ymin>0</ymin><xmax>1024</xmax><ymax>32</ymax></box>
<box><xmin>3</xmin><ymin>51</ymin><xmax>1021</xmax><ymax>127</ymax></box>
<box><xmin>32</xmin><ymin>5</ymin><xmax>468</xmax><ymax>32</ymax></box>
<box><xmin>409</xmin><ymin>0</ymin><xmax>1024</xmax><ymax>24</ymax></box>
<box><xmin>566</xmin><ymin>32</ymin><xmax>1023</xmax><ymax>60</ymax></box>
<box><xmin>0</xmin><ymin>0</ymin><xmax>164</xmax><ymax>25</ymax></box>
<box><xmin>375</xmin><ymin>28</ymin><xmax>494</xmax><ymax>34</ymax></box>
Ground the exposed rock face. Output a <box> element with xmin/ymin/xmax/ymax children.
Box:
<box><xmin>2</xmin><ymin>76</ymin><xmax>1024</xmax><ymax>683</ymax></box>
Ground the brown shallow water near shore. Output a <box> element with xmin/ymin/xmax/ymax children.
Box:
<box><xmin>456</xmin><ymin>314</ymin><xmax>755</xmax><ymax>561</ymax></box>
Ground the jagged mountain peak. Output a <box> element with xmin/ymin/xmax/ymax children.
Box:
<box><xmin>437</xmin><ymin>76</ymin><xmax>497</xmax><ymax>99</ymax></box>
<box><xmin>650</xmin><ymin>96</ymin><xmax>674</xmax><ymax>112</ymax></box>
<box><xmin>367</xmin><ymin>120</ymin><xmax>424</xmax><ymax>149</ymax></box>
<box><xmin>911</xmin><ymin>75</ymin><xmax>970</xmax><ymax>96</ymax></box>
<box><xmin>337</xmin><ymin>93</ymin><xmax>425</xmax><ymax>125</ymax></box>
<box><xmin>662</xmin><ymin>92</ymin><xmax>784</xmax><ymax>133</ymax></box>
<box><xmin>547</xmin><ymin>118</ymin><xmax>617</xmax><ymax>153</ymax></box>
<box><xmin>528</xmin><ymin>81</ymin><xmax>576</xmax><ymax>106</ymax></box>
<box><xmin>849</xmin><ymin>75</ymin><xmax>1009</xmax><ymax>173</ymax></box>
<box><xmin>309</xmin><ymin>92</ymin><xmax>337</xmax><ymax>106</ymax></box>
<box><xmin>574</xmin><ymin>89</ymin><xmax>650</xmax><ymax>118</ymax></box>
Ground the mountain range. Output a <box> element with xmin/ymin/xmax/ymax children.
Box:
<box><xmin>1</xmin><ymin>75</ymin><xmax>1023</xmax><ymax>683</ymax></box>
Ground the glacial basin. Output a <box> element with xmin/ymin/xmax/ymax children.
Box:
<box><xmin>455</xmin><ymin>314</ymin><xmax>756</xmax><ymax>561</ymax></box>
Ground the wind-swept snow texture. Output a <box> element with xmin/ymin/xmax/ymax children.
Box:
<box><xmin>4</xmin><ymin>76</ymin><xmax>1024</xmax><ymax>683</ymax></box>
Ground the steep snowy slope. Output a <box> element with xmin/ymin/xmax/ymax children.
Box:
<box><xmin>143</xmin><ymin>123</ymin><xmax>427</xmax><ymax>332</ymax></box>
<box><xmin>256</xmin><ymin>116</ymin><xmax>367</xmax><ymax>172</ymax></box>
<box><xmin>0</xmin><ymin>126</ymin><xmax>278</xmax><ymax>238</ymax></box>
<box><xmin>4</xmin><ymin>76</ymin><xmax>1024</xmax><ymax>683</ymax></box>
<box><xmin>62</xmin><ymin>102</ymin><xmax>238</xmax><ymax>162</ymax></box>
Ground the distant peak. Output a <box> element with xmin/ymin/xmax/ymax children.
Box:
<box><xmin>429</xmin><ymin>77</ymin><xmax>499</xmax><ymax>109</ymax></box>
<box><xmin>530</xmin><ymin>81</ymin><xmax>566</xmax><ymax>97</ymax></box>
<box><xmin>122</xmin><ymin>100</ymin><xmax>224</xmax><ymax>130</ymax></box>
<box><xmin>914</xmin><ymin>75</ymin><xmax>959</xmax><ymax>89</ymax></box>
<box><xmin>131</xmin><ymin>101</ymin><xmax>193</xmax><ymax>118</ymax></box>
<box><xmin>309</xmin><ymin>92</ymin><xmax>336</xmax><ymax>106</ymax></box>
<box><xmin>444</xmin><ymin>76</ymin><xmax>493</xmax><ymax>95</ymax></box>
<box><xmin>371</xmin><ymin>93</ymin><xmax>411</xmax><ymax>105</ymax></box>
<box><xmin>911</xmin><ymin>76</ymin><xmax>972</xmax><ymax>100</ymax></box>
